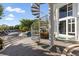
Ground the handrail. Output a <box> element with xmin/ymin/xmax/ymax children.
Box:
<box><xmin>62</xmin><ymin>44</ymin><xmax>79</xmax><ymax>56</ymax></box>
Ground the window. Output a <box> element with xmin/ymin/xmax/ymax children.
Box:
<box><xmin>68</xmin><ymin>24</ymin><xmax>71</xmax><ymax>32</ymax></box>
<box><xmin>59</xmin><ymin>5</ymin><xmax>67</xmax><ymax>18</ymax></box>
<box><xmin>59</xmin><ymin>4</ymin><xmax>75</xmax><ymax>36</ymax></box>
<box><xmin>59</xmin><ymin>3</ymin><xmax>72</xmax><ymax>18</ymax></box>
<box><xmin>68</xmin><ymin>18</ymin><xmax>75</xmax><ymax>35</ymax></box>
<box><xmin>59</xmin><ymin>20</ymin><xmax>66</xmax><ymax>34</ymax></box>
<box><xmin>59</xmin><ymin>18</ymin><xmax>75</xmax><ymax>35</ymax></box>
<box><xmin>72</xmin><ymin>24</ymin><xmax>75</xmax><ymax>32</ymax></box>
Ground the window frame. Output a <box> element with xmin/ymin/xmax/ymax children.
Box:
<box><xmin>68</xmin><ymin>18</ymin><xmax>75</xmax><ymax>35</ymax></box>
<box><xmin>59</xmin><ymin>3</ymin><xmax>73</xmax><ymax>18</ymax></box>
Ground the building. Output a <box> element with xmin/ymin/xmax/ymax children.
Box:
<box><xmin>31</xmin><ymin>3</ymin><xmax>79</xmax><ymax>44</ymax></box>
<box><xmin>49</xmin><ymin>3</ymin><xmax>79</xmax><ymax>41</ymax></box>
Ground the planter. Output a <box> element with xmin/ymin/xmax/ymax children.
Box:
<box><xmin>40</xmin><ymin>32</ymin><xmax>49</xmax><ymax>39</ymax></box>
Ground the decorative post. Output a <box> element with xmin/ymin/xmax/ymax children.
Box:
<box><xmin>48</xmin><ymin>3</ymin><xmax>54</xmax><ymax>47</ymax></box>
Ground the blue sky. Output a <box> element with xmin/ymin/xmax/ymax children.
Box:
<box><xmin>0</xmin><ymin>3</ymin><xmax>48</xmax><ymax>26</ymax></box>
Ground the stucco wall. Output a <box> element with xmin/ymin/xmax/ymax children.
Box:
<box><xmin>53</xmin><ymin>3</ymin><xmax>79</xmax><ymax>41</ymax></box>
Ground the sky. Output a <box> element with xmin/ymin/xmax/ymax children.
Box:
<box><xmin>0</xmin><ymin>3</ymin><xmax>48</xmax><ymax>26</ymax></box>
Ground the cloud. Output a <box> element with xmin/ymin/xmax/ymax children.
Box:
<box><xmin>5</xmin><ymin>6</ymin><xmax>25</xmax><ymax>13</ymax></box>
<box><xmin>4</xmin><ymin>14</ymin><xmax>15</xmax><ymax>21</ymax></box>
<box><xmin>8</xmin><ymin>14</ymin><xmax>15</xmax><ymax>18</ymax></box>
<box><xmin>5</xmin><ymin>17</ymin><xmax>14</xmax><ymax>20</ymax></box>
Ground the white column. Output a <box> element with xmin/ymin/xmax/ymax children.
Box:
<box><xmin>75</xmin><ymin>17</ymin><xmax>77</xmax><ymax>40</ymax></box>
<box><xmin>66</xmin><ymin>18</ymin><xmax>68</xmax><ymax>40</ymax></box>
<box><xmin>56</xmin><ymin>8</ymin><xmax>59</xmax><ymax>37</ymax></box>
<box><xmin>48</xmin><ymin>3</ymin><xmax>54</xmax><ymax>46</ymax></box>
<box><xmin>66</xmin><ymin>5</ymin><xmax>68</xmax><ymax>40</ymax></box>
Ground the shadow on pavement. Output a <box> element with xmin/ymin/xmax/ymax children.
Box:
<box><xmin>0</xmin><ymin>43</ymin><xmax>56</xmax><ymax>56</ymax></box>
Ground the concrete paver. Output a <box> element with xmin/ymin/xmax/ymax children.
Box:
<box><xmin>0</xmin><ymin>37</ymin><xmax>59</xmax><ymax>56</ymax></box>
<box><xmin>1</xmin><ymin>36</ymin><xmax>78</xmax><ymax>56</ymax></box>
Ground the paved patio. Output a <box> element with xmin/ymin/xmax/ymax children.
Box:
<box><xmin>0</xmin><ymin>37</ymin><xmax>61</xmax><ymax>56</ymax></box>
<box><xmin>0</xmin><ymin>36</ymin><xmax>79</xmax><ymax>56</ymax></box>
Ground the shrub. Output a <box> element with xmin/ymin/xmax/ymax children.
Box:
<box><xmin>0</xmin><ymin>38</ymin><xmax>3</xmax><ymax>50</ymax></box>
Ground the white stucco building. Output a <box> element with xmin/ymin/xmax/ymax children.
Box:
<box><xmin>49</xmin><ymin>3</ymin><xmax>79</xmax><ymax>41</ymax></box>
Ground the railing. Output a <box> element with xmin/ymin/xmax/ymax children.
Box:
<box><xmin>62</xmin><ymin>44</ymin><xmax>79</xmax><ymax>56</ymax></box>
<box><xmin>31</xmin><ymin>15</ymin><xmax>49</xmax><ymax>40</ymax></box>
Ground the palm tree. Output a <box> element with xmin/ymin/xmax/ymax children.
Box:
<box><xmin>19</xmin><ymin>19</ymin><xmax>34</xmax><ymax>31</ymax></box>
